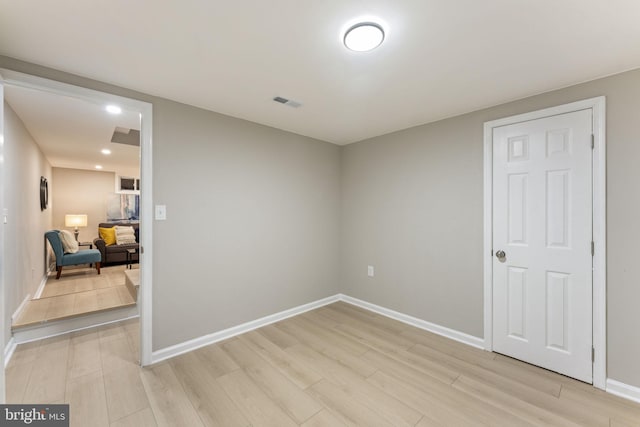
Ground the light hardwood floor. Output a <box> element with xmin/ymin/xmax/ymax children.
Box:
<box><xmin>6</xmin><ymin>302</ymin><xmax>640</xmax><ymax>426</ymax></box>
<box><xmin>13</xmin><ymin>266</ymin><xmax>136</xmax><ymax>328</ymax></box>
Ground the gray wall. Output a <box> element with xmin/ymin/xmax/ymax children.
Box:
<box><xmin>341</xmin><ymin>115</ymin><xmax>484</xmax><ymax>336</ymax></box>
<box><xmin>152</xmin><ymin>100</ymin><xmax>341</xmax><ymax>349</ymax></box>
<box><xmin>2</xmin><ymin>101</ymin><xmax>52</xmax><ymax>346</ymax></box>
<box><xmin>52</xmin><ymin>168</ymin><xmax>116</xmax><ymax>243</ymax></box>
<box><xmin>341</xmin><ymin>68</ymin><xmax>640</xmax><ymax>388</ymax></box>
<box><xmin>0</xmin><ymin>56</ymin><xmax>342</xmax><ymax>352</ymax></box>
<box><xmin>2</xmin><ymin>56</ymin><xmax>639</xmax><ymax>389</ymax></box>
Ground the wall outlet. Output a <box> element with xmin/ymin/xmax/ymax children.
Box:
<box><xmin>367</xmin><ymin>265</ymin><xmax>374</xmax><ymax>277</ymax></box>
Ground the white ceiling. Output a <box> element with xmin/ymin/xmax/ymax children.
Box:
<box><xmin>5</xmin><ymin>85</ymin><xmax>141</xmax><ymax>176</ymax></box>
<box><xmin>1</xmin><ymin>1</ymin><xmax>640</xmax><ymax>145</ymax></box>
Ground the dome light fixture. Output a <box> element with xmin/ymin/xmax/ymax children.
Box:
<box><xmin>343</xmin><ymin>22</ymin><xmax>385</xmax><ymax>52</ymax></box>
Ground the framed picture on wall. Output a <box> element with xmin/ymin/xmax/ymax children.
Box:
<box><xmin>40</xmin><ymin>176</ymin><xmax>48</xmax><ymax>210</ymax></box>
<box><xmin>106</xmin><ymin>193</ymin><xmax>139</xmax><ymax>221</ymax></box>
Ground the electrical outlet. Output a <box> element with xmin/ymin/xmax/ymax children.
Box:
<box><xmin>367</xmin><ymin>265</ymin><xmax>374</xmax><ymax>277</ymax></box>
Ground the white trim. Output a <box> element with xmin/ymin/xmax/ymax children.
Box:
<box><xmin>8</xmin><ymin>287</ymin><xmax>640</xmax><ymax>404</ymax></box>
<box><xmin>0</xmin><ymin>77</ymin><xmax>6</xmax><ymax>403</ymax></box>
<box><xmin>339</xmin><ymin>294</ymin><xmax>485</xmax><ymax>349</ymax></box>
<box><xmin>483</xmin><ymin>121</ymin><xmax>494</xmax><ymax>352</ymax></box>
<box><xmin>151</xmin><ymin>295</ymin><xmax>341</xmax><ymax>364</ymax></box>
<box><xmin>11</xmin><ymin>295</ymin><xmax>31</xmax><ymax>324</ymax></box>
<box><xmin>139</xmin><ymin>101</ymin><xmax>153</xmax><ymax>366</ymax></box>
<box><xmin>0</xmin><ymin>69</ymin><xmax>148</xmax><ymax>117</ymax></box>
<box><xmin>0</xmin><ymin>68</ymin><xmax>154</xmax><ymax>368</ymax></box>
<box><xmin>3</xmin><ymin>338</ymin><xmax>16</xmax><ymax>369</ymax></box>
<box><xmin>483</xmin><ymin>97</ymin><xmax>607</xmax><ymax>389</ymax></box>
<box><xmin>606</xmin><ymin>379</ymin><xmax>640</xmax><ymax>404</ymax></box>
<box><xmin>591</xmin><ymin>98</ymin><xmax>607</xmax><ymax>389</ymax></box>
<box><xmin>13</xmin><ymin>268</ymin><xmax>54</xmax><ymax>323</ymax></box>
<box><xmin>34</xmin><ymin>265</ymin><xmax>54</xmax><ymax>299</ymax></box>
<box><xmin>151</xmin><ymin>293</ymin><xmax>486</xmax><ymax>365</ymax></box>
<box><xmin>12</xmin><ymin>309</ymin><xmax>139</xmax><ymax>345</ymax></box>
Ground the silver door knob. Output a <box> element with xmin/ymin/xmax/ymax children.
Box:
<box><xmin>496</xmin><ymin>250</ymin><xmax>506</xmax><ymax>261</ymax></box>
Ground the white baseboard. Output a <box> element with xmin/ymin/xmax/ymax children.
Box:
<box><xmin>11</xmin><ymin>268</ymin><xmax>52</xmax><ymax>326</ymax></box>
<box><xmin>4</xmin><ymin>337</ymin><xmax>17</xmax><ymax>368</ymax></box>
<box><xmin>338</xmin><ymin>294</ymin><xmax>485</xmax><ymax>349</ymax></box>
<box><xmin>151</xmin><ymin>294</ymin><xmax>341</xmax><ymax>364</ymax></box>
<box><xmin>606</xmin><ymin>379</ymin><xmax>640</xmax><ymax>404</ymax></box>
<box><xmin>11</xmin><ymin>294</ymin><xmax>31</xmax><ymax>324</ymax></box>
<box><xmin>13</xmin><ymin>285</ymin><xmax>639</xmax><ymax>406</ymax></box>
<box><xmin>33</xmin><ymin>267</ymin><xmax>53</xmax><ymax>299</ymax></box>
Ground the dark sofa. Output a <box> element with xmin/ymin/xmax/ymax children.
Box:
<box><xmin>93</xmin><ymin>222</ymin><xmax>140</xmax><ymax>266</ymax></box>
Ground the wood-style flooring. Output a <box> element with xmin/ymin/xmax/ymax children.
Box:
<box><xmin>13</xmin><ymin>266</ymin><xmax>136</xmax><ymax>329</ymax></box>
<box><xmin>6</xmin><ymin>301</ymin><xmax>640</xmax><ymax>426</ymax></box>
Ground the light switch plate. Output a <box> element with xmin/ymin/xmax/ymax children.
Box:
<box><xmin>155</xmin><ymin>205</ymin><xmax>167</xmax><ymax>220</ymax></box>
<box><xmin>367</xmin><ymin>265</ymin><xmax>374</xmax><ymax>277</ymax></box>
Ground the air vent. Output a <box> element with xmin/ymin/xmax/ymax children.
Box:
<box><xmin>111</xmin><ymin>128</ymin><xmax>140</xmax><ymax>146</ymax></box>
<box><xmin>273</xmin><ymin>96</ymin><xmax>302</xmax><ymax>108</ymax></box>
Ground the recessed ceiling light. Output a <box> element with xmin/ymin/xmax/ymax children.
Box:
<box><xmin>344</xmin><ymin>22</ymin><xmax>385</xmax><ymax>52</ymax></box>
<box><xmin>95</xmin><ymin>165</ymin><xmax>103</xmax><ymax>170</ymax></box>
<box><xmin>105</xmin><ymin>105</ymin><xmax>122</xmax><ymax>114</ymax></box>
<box><xmin>101</xmin><ymin>149</ymin><xmax>111</xmax><ymax>155</ymax></box>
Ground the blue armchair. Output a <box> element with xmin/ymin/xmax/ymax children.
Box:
<box><xmin>45</xmin><ymin>230</ymin><xmax>102</xmax><ymax>279</ymax></box>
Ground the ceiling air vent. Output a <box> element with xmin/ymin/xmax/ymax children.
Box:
<box><xmin>273</xmin><ymin>96</ymin><xmax>302</xmax><ymax>108</ymax></box>
<box><xmin>111</xmin><ymin>127</ymin><xmax>140</xmax><ymax>146</ymax></box>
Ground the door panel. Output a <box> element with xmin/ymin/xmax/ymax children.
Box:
<box><xmin>507</xmin><ymin>266</ymin><xmax>527</xmax><ymax>340</ymax></box>
<box><xmin>507</xmin><ymin>174</ymin><xmax>528</xmax><ymax>245</ymax></box>
<box><xmin>492</xmin><ymin>109</ymin><xmax>593</xmax><ymax>383</ymax></box>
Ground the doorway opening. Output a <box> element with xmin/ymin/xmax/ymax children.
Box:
<box><xmin>0</xmin><ymin>69</ymin><xmax>154</xmax><ymax>401</ymax></box>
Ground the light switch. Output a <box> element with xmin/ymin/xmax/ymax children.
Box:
<box><xmin>3</xmin><ymin>208</ymin><xmax>7</xmax><ymax>224</ymax></box>
<box><xmin>155</xmin><ymin>205</ymin><xmax>167</xmax><ymax>220</ymax></box>
<box><xmin>367</xmin><ymin>265</ymin><xmax>374</xmax><ymax>277</ymax></box>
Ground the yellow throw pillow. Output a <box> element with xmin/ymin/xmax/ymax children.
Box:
<box><xmin>98</xmin><ymin>227</ymin><xmax>117</xmax><ymax>246</ymax></box>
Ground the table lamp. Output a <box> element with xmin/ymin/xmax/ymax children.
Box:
<box><xmin>65</xmin><ymin>214</ymin><xmax>88</xmax><ymax>241</ymax></box>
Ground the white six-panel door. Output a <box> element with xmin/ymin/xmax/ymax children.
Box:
<box><xmin>492</xmin><ymin>109</ymin><xmax>593</xmax><ymax>383</ymax></box>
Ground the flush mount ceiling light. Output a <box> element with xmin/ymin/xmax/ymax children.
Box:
<box><xmin>343</xmin><ymin>22</ymin><xmax>385</xmax><ymax>52</ymax></box>
<box><xmin>95</xmin><ymin>165</ymin><xmax>103</xmax><ymax>170</ymax></box>
<box><xmin>105</xmin><ymin>105</ymin><xmax>122</xmax><ymax>114</ymax></box>
<box><xmin>101</xmin><ymin>149</ymin><xmax>111</xmax><ymax>155</ymax></box>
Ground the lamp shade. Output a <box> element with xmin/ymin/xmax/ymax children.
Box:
<box><xmin>65</xmin><ymin>214</ymin><xmax>88</xmax><ymax>228</ymax></box>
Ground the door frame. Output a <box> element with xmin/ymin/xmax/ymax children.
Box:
<box><xmin>483</xmin><ymin>97</ymin><xmax>606</xmax><ymax>389</ymax></box>
<box><xmin>0</xmin><ymin>76</ymin><xmax>6</xmax><ymax>403</ymax></box>
<box><xmin>0</xmin><ymin>69</ymin><xmax>154</xmax><ymax>368</ymax></box>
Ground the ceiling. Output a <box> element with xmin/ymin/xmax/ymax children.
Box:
<box><xmin>5</xmin><ymin>85</ymin><xmax>141</xmax><ymax>176</ymax></box>
<box><xmin>1</xmin><ymin>1</ymin><xmax>640</xmax><ymax>145</ymax></box>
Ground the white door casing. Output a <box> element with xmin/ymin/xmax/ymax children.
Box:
<box><xmin>492</xmin><ymin>109</ymin><xmax>592</xmax><ymax>382</ymax></box>
<box><xmin>0</xmin><ymin>69</ymin><xmax>154</xmax><ymax>367</ymax></box>
<box><xmin>484</xmin><ymin>97</ymin><xmax>606</xmax><ymax>389</ymax></box>
<box><xmin>0</xmin><ymin>77</ymin><xmax>6</xmax><ymax>403</ymax></box>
